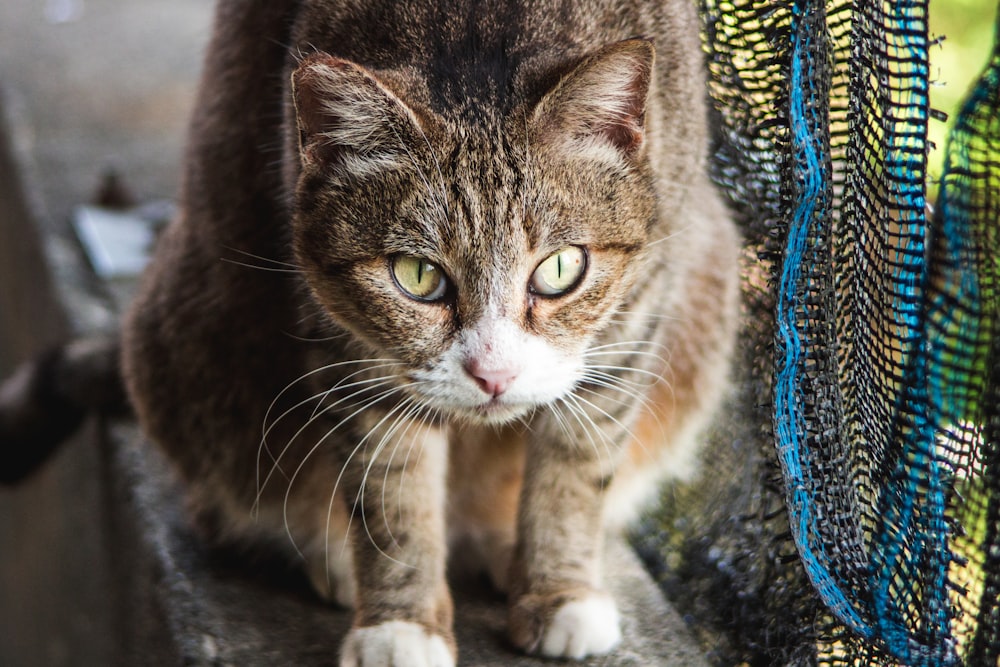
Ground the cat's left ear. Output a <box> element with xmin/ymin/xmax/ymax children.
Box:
<box><xmin>533</xmin><ymin>38</ymin><xmax>654</xmax><ymax>161</ymax></box>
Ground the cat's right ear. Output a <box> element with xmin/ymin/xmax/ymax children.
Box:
<box><xmin>291</xmin><ymin>53</ymin><xmax>422</xmax><ymax>172</ymax></box>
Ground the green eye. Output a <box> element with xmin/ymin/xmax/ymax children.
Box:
<box><xmin>530</xmin><ymin>246</ymin><xmax>587</xmax><ymax>296</ymax></box>
<box><xmin>391</xmin><ymin>256</ymin><xmax>448</xmax><ymax>301</ymax></box>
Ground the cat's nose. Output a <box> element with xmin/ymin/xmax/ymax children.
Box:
<box><xmin>464</xmin><ymin>359</ymin><xmax>520</xmax><ymax>397</ymax></box>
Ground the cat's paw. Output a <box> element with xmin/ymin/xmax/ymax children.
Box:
<box><xmin>541</xmin><ymin>595</ymin><xmax>622</xmax><ymax>658</ymax></box>
<box><xmin>509</xmin><ymin>591</ymin><xmax>622</xmax><ymax>660</ymax></box>
<box><xmin>340</xmin><ymin>621</ymin><xmax>455</xmax><ymax>667</ymax></box>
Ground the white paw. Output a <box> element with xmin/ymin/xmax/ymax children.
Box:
<box><xmin>340</xmin><ymin>621</ymin><xmax>455</xmax><ymax>667</ymax></box>
<box><xmin>539</xmin><ymin>594</ymin><xmax>622</xmax><ymax>660</ymax></box>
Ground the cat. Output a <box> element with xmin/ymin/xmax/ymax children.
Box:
<box><xmin>1</xmin><ymin>0</ymin><xmax>740</xmax><ymax>664</ymax></box>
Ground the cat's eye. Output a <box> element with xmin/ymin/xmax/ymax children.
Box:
<box><xmin>530</xmin><ymin>246</ymin><xmax>587</xmax><ymax>296</ymax></box>
<box><xmin>391</xmin><ymin>255</ymin><xmax>448</xmax><ymax>301</ymax></box>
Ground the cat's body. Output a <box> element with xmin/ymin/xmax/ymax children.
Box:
<box><xmin>116</xmin><ymin>0</ymin><xmax>740</xmax><ymax>663</ymax></box>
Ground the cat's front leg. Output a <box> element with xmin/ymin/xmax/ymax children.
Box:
<box><xmin>507</xmin><ymin>417</ymin><xmax>624</xmax><ymax>660</ymax></box>
<box><xmin>335</xmin><ymin>419</ymin><xmax>456</xmax><ymax>667</ymax></box>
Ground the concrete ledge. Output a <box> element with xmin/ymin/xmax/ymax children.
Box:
<box><xmin>110</xmin><ymin>421</ymin><xmax>708</xmax><ymax>666</ymax></box>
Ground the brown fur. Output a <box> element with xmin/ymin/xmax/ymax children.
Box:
<box><xmin>120</xmin><ymin>0</ymin><xmax>740</xmax><ymax>663</ymax></box>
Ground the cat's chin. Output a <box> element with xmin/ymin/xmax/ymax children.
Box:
<box><xmin>452</xmin><ymin>399</ymin><xmax>533</xmax><ymax>426</ymax></box>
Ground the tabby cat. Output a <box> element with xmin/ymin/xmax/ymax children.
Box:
<box><xmin>5</xmin><ymin>0</ymin><xmax>740</xmax><ymax>663</ymax></box>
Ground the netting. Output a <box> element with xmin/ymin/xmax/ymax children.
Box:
<box><xmin>636</xmin><ymin>0</ymin><xmax>1000</xmax><ymax>664</ymax></box>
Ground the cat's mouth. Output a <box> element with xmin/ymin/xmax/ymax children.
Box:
<box><xmin>445</xmin><ymin>395</ymin><xmax>533</xmax><ymax>425</ymax></box>
<box><xmin>404</xmin><ymin>380</ymin><xmax>532</xmax><ymax>424</ymax></box>
<box><xmin>474</xmin><ymin>397</ymin><xmax>521</xmax><ymax>420</ymax></box>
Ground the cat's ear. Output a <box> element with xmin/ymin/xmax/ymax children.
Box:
<box><xmin>533</xmin><ymin>38</ymin><xmax>654</xmax><ymax>161</ymax></box>
<box><xmin>291</xmin><ymin>53</ymin><xmax>422</xmax><ymax>172</ymax></box>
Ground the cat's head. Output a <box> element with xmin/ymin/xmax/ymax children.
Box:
<box><xmin>289</xmin><ymin>40</ymin><xmax>656</xmax><ymax>424</ymax></box>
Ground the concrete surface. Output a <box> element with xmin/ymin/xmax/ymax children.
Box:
<box><xmin>0</xmin><ymin>1</ymin><xmax>709</xmax><ymax>665</ymax></box>
<box><xmin>114</xmin><ymin>420</ymin><xmax>709</xmax><ymax>666</ymax></box>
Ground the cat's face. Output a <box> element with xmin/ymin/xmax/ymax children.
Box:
<box><xmin>290</xmin><ymin>42</ymin><xmax>655</xmax><ymax>424</ymax></box>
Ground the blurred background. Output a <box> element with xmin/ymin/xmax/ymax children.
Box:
<box><xmin>0</xmin><ymin>0</ymin><xmax>211</xmax><ymax>369</ymax></box>
<box><xmin>929</xmin><ymin>0</ymin><xmax>1000</xmax><ymax>191</ymax></box>
<box><xmin>0</xmin><ymin>3</ymin><xmax>211</xmax><ymax>666</ymax></box>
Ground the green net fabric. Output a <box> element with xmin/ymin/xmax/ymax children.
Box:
<box><xmin>636</xmin><ymin>1</ymin><xmax>1000</xmax><ymax>664</ymax></box>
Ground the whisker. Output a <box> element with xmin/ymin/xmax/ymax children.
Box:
<box><xmin>578</xmin><ymin>374</ymin><xmax>657</xmax><ymax>410</ymax></box>
<box><xmin>567</xmin><ymin>391</ymin><xmax>643</xmax><ymax>466</ymax></box>
<box><xmin>324</xmin><ymin>394</ymin><xmax>426</xmax><ymax>591</ymax></box>
<box><xmin>582</xmin><ymin>365</ymin><xmax>671</xmax><ymax>413</ymax></box>
<box><xmin>222</xmin><ymin>246</ymin><xmax>301</xmax><ymax>269</ymax></box>
<box><xmin>258</xmin><ymin>376</ymin><xmax>402</xmax><ymax>504</ymax></box>
<box><xmin>365</xmin><ymin>399</ymin><xmax>423</xmax><ymax>543</ymax></box>
<box><xmin>262</xmin><ymin>358</ymin><xmax>402</xmax><ymax>441</ymax></box>
<box><xmin>338</xmin><ymin>399</ymin><xmax>414</xmax><ymax>570</ymax></box>
<box><xmin>220</xmin><ymin>258</ymin><xmax>301</xmax><ymax>274</ymax></box>
<box><xmin>646</xmin><ymin>223</ymin><xmax>694</xmax><ymax>247</ymax></box>
<box><xmin>220</xmin><ymin>248</ymin><xmax>302</xmax><ymax>275</ymax></box>
<box><xmin>277</xmin><ymin>382</ymin><xmax>414</xmax><ymax>556</ymax></box>
<box><xmin>547</xmin><ymin>400</ymin><xmax>576</xmax><ymax>442</ymax></box>
<box><xmin>583</xmin><ymin>339</ymin><xmax>668</xmax><ymax>355</ymax></box>
<box><xmin>393</xmin><ymin>405</ymin><xmax>439</xmax><ymax>528</ymax></box>
<box><xmin>607</xmin><ymin>310</ymin><xmax>683</xmax><ymax>323</ymax></box>
<box><xmin>263</xmin><ymin>372</ymin><xmax>396</xmax><ymax>460</ymax></box>
<box><xmin>574</xmin><ymin>382</ymin><xmax>665</xmax><ymax>451</ymax></box>
<box><xmin>559</xmin><ymin>395</ymin><xmax>616</xmax><ymax>478</ymax></box>
<box><xmin>584</xmin><ymin>363</ymin><xmax>665</xmax><ymax>383</ymax></box>
<box><xmin>344</xmin><ymin>395</ymin><xmax>426</xmax><ymax>571</ymax></box>
<box><xmin>388</xmin><ymin>121</ymin><xmax>450</xmax><ymax>226</ymax></box>
<box><xmin>283</xmin><ymin>329</ymin><xmax>351</xmax><ymax>344</ymax></box>
<box><xmin>256</xmin><ymin>358</ymin><xmax>404</xmax><ymax>507</ymax></box>
<box><xmin>409</xmin><ymin>118</ymin><xmax>450</xmax><ymax>219</ymax></box>
<box><xmin>375</xmin><ymin>400</ymin><xmax>434</xmax><ymax>552</ymax></box>
<box><xmin>583</xmin><ymin>348</ymin><xmax>667</xmax><ymax>360</ymax></box>
<box><xmin>310</xmin><ymin>362</ymin><xmax>407</xmax><ymax>420</ymax></box>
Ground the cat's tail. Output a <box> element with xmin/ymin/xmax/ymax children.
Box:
<box><xmin>0</xmin><ymin>336</ymin><xmax>129</xmax><ymax>484</ymax></box>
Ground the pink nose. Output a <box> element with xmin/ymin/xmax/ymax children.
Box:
<box><xmin>464</xmin><ymin>359</ymin><xmax>520</xmax><ymax>397</ymax></box>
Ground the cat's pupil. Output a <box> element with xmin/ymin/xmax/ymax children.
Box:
<box><xmin>392</xmin><ymin>255</ymin><xmax>448</xmax><ymax>301</ymax></box>
<box><xmin>531</xmin><ymin>246</ymin><xmax>587</xmax><ymax>296</ymax></box>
